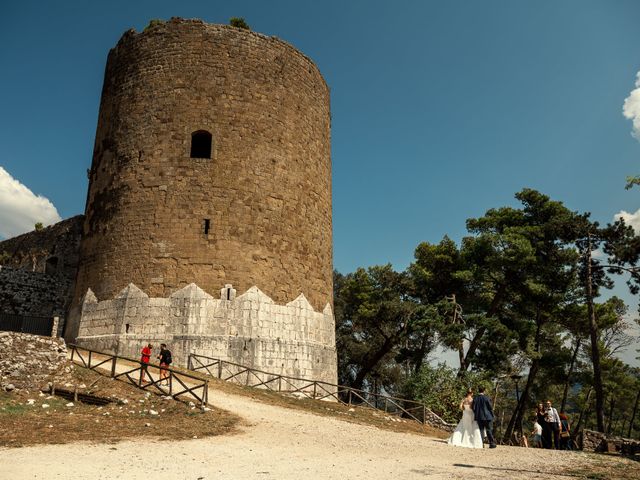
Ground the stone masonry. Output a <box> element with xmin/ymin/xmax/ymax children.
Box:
<box><xmin>0</xmin><ymin>215</ymin><xmax>83</xmax><ymax>280</ymax></box>
<box><xmin>0</xmin><ymin>266</ymin><xmax>71</xmax><ymax>318</ymax></box>
<box><xmin>68</xmin><ymin>18</ymin><xmax>333</xmax><ymax>341</ymax></box>
<box><xmin>0</xmin><ymin>216</ymin><xmax>83</xmax><ymax>320</ymax></box>
<box><xmin>76</xmin><ymin>283</ymin><xmax>337</xmax><ymax>384</ymax></box>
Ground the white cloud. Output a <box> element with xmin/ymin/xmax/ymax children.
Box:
<box><xmin>0</xmin><ymin>166</ymin><xmax>61</xmax><ymax>239</ymax></box>
<box><xmin>614</xmin><ymin>208</ymin><xmax>640</xmax><ymax>234</ymax></box>
<box><xmin>623</xmin><ymin>71</ymin><xmax>640</xmax><ymax>140</ymax></box>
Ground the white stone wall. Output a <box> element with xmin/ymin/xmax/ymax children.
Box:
<box><xmin>76</xmin><ymin>283</ymin><xmax>337</xmax><ymax>385</ymax></box>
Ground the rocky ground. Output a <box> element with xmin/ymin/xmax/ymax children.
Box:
<box><xmin>0</xmin><ymin>331</ymin><xmax>69</xmax><ymax>392</ymax></box>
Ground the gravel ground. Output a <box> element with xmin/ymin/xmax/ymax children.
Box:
<box><xmin>2</xmin><ymin>380</ymin><xmax>638</xmax><ymax>480</ymax></box>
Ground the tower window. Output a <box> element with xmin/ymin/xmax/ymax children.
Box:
<box><xmin>204</xmin><ymin>219</ymin><xmax>211</xmax><ymax>235</ymax></box>
<box><xmin>190</xmin><ymin>130</ymin><xmax>212</xmax><ymax>158</ymax></box>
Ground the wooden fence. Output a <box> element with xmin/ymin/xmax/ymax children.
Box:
<box><xmin>69</xmin><ymin>345</ymin><xmax>209</xmax><ymax>410</ymax></box>
<box><xmin>187</xmin><ymin>353</ymin><xmax>451</xmax><ymax>428</ymax></box>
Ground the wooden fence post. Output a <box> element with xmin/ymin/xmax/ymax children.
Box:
<box><xmin>70</xmin><ymin>346</ymin><xmax>75</xmax><ymax>362</ymax></box>
<box><xmin>218</xmin><ymin>361</ymin><xmax>222</xmax><ymax>379</ymax></box>
<box><xmin>111</xmin><ymin>357</ymin><xmax>117</xmax><ymax>377</ymax></box>
<box><xmin>88</xmin><ymin>350</ymin><xmax>92</xmax><ymax>369</ymax></box>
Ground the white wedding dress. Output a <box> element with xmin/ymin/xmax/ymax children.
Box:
<box><xmin>447</xmin><ymin>400</ymin><xmax>484</xmax><ymax>448</ymax></box>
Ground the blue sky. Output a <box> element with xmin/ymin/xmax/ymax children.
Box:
<box><xmin>1</xmin><ymin>1</ymin><xmax>640</xmax><ymax>361</ymax></box>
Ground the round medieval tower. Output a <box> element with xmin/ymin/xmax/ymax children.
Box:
<box><xmin>68</xmin><ymin>18</ymin><xmax>333</xmax><ymax>351</ymax></box>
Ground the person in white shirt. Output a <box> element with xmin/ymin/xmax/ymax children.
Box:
<box><xmin>531</xmin><ymin>416</ymin><xmax>543</xmax><ymax>448</ymax></box>
<box><xmin>543</xmin><ymin>400</ymin><xmax>562</xmax><ymax>449</ymax></box>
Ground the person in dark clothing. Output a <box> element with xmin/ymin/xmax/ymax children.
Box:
<box><xmin>157</xmin><ymin>343</ymin><xmax>172</xmax><ymax>386</ymax></box>
<box><xmin>472</xmin><ymin>385</ymin><xmax>497</xmax><ymax>449</ymax></box>
<box><xmin>537</xmin><ymin>403</ymin><xmax>551</xmax><ymax>449</ymax></box>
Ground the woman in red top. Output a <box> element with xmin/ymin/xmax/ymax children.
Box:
<box><xmin>140</xmin><ymin>343</ymin><xmax>152</xmax><ymax>383</ymax></box>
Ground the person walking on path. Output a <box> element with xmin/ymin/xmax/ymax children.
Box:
<box><xmin>140</xmin><ymin>343</ymin><xmax>152</xmax><ymax>384</ymax></box>
<box><xmin>157</xmin><ymin>343</ymin><xmax>172</xmax><ymax>385</ymax></box>
<box><xmin>543</xmin><ymin>400</ymin><xmax>562</xmax><ymax>449</ymax></box>
<box><xmin>472</xmin><ymin>385</ymin><xmax>497</xmax><ymax>448</ymax></box>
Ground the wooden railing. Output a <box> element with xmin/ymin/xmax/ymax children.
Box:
<box><xmin>69</xmin><ymin>345</ymin><xmax>209</xmax><ymax>410</ymax></box>
<box><xmin>188</xmin><ymin>353</ymin><xmax>453</xmax><ymax>429</ymax></box>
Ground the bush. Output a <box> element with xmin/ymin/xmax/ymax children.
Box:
<box><xmin>34</xmin><ymin>222</ymin><xmax>43</xmax><ymax>231</ymax></box>
<box><xmin>144</xmin><ymin>19</ymin><xmax>164</xmax><ymax>32</ymax></box>
<box><xmin>229</xmin><ymin>17</ymin><xmax>250</xmax><ymax>30</ymax></box>
<box><xmin>404</xmin><ymin>363</ymin><xmax>489</xmax><ymax>423</ymax></box>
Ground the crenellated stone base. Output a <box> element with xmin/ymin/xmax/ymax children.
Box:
<box><xmin>76</xmin><ymin>283</ymin><xmax>337</xmax><ymax>385</ymax></box>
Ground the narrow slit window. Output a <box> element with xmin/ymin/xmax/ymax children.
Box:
<box><xmin>204</xmin><ymin>219</ymin><xmax>211</xmax><ymax>235</ymax></box>
<box><xmin>45</xmin><ymin>256</ymin><xmax>58</xmax><ymax>275</ymax></box>
<box><xmin>190</xmin><ymin>130</ymin><xmax>212</xmax><ymax>158</ymax></box>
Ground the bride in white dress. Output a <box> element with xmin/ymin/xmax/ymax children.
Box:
<box><xmin>447</xmin><ymin>389</ymin><xmax>484</xmax><ymax>448</ymax></box>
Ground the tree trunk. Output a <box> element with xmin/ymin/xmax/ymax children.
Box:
<box><xmin>573</xmin><ymin>386</ymin><xmax>592</xmax><ymax>437</ymax></box>
<box><xmin>628</xmin><ymin>388</ymin><xmax>640</xmax><ymax>439</ymax></box>
<box><xmin>412</xmin><ymin>336</ymin><xmax>430</xmax><ymax>375</ymax></box>
<box><xmin>585</xmin><ymin>234</ymin><xmax>606</xmax><ymax>432</ymax></box>
<box><xmin>351</xmin><ymin>337</ymin><xmax>395</xmax><ymax>392</ymax></box>
<box><xmin>503</xmin><ymin>314</ymin><xmax>542</xmax><ymax>444</ymax></box>
<box><xmin>560</xmin><ymin>336</ymin><xmax>581</xmax><ymax>413</ymax></box>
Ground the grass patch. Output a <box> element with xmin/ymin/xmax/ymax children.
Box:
<box><xmin>0</xmin><ymin>364</ymin><xmax>240</xmax><ymax>447</ymax></box>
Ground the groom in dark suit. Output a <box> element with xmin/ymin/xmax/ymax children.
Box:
<box><xmin>473</xmin><ymin>385</ymin><xmax>497</xmax><ymax>448</ymax></box>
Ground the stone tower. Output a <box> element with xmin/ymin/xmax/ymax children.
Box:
<box><xmin>67</xmin><ymin>18</ymin><xmax>333</xmax><ymax>342</ymax></box>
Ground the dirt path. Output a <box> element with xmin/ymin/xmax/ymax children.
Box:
<box><xmin>0</xmin><ymin>360</ymin><xmax>635</xmax><ymax>479</ymax></box>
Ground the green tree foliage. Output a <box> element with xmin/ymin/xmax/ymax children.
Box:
<box><xmin>334</xmin><ymin>265</ymin><xmax>439</xmax><ymax>392</ymax></box>
<box><xmin>229</xmin><ymin>17</ymin><xmax>250</xmax><ymax>30</ymax></box>
<box><xmin>404</xmin><ymin>363</ymin><xmax>489</xmax><ymax>423</ymax></box>
<box><xmin>34</xmin><ymin>222</ymin><xmax>43</xmax><ymax>231</ymax></box>
<box><xmin>335</xmin><ymin>187</ymin><xmax>640</xmax><ymax>439</ymax></box>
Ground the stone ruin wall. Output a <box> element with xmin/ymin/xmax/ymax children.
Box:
<box><xmin>0</xmin><ymin>216</ymin><xmax>83</xmax><ymax>280</ymax></box>
<box><xmin>0</xmin><ymin>266</ymin><xmax>71</xmax><ymax>319</ymax></box>
<box><xmin>0</xmin><ymin>216</ymin><xmax>83</xmax><ymax>319</ymax></box>
<box><xmin>76</xmin><ymin>283</ymin><xmax>337</xmax><ymax>385</ymax></box>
